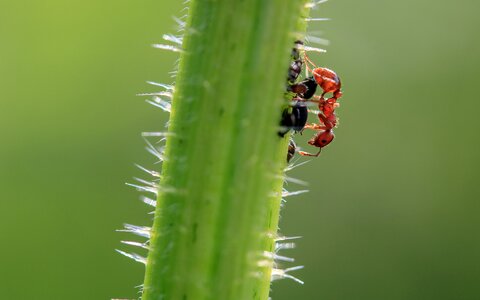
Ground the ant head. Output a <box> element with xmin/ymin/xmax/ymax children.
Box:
<box><xmin>309</xmin><ymin>130</ymin><xmax>335</xmax><ymax>148</ymax></box>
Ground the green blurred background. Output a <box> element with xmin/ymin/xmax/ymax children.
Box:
<box><xmin>1</xmin><ymin>0</ymin><xmax>479</xmax><ymax>299</ymax></box>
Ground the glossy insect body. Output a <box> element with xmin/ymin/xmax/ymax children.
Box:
<box><xmin>278</xmin><ymin>101</ymin><xmax>308</xmax><ymax>137</ymax></box>
<box><xmin>288</xmin><ymin>76</ymin><xmax>317</xmax><ymax>99</ymax></box>
<box><xmin>280</xmin><ymin>41</ymin><xmax>314</xmax><ymax>138</ymax></box>
<box><xmin>287</xmin><ymin>139</ymin><xmax>296</xmax><ymax>163</ymax></box>
<box><xmin>286</xmin><ymin>102</ymin><xmax>308</xmax><ymax>132</ymax></box>
<box><xmin>279</xmin><ymin>77</ymin><xmax>317</xmax><ymax>137</ymax></box>
<box><xmin>312</xmin><ymin>67</ymin><xmax>342</xmax><ymax>97</ymax></box>
<box><xmin>303</xmin><ymin>53</ymin><xmax>342</xmax><ymax>101</ymax></box>
<box><xmin>281</xmin><ymin>77</ymin><xmax>318</xmax><ymax>137</ymax></box>
<box><xmin>287</xmin><ymin>40</ymin><xmax>304</xmax><ymax>83</ymax></box>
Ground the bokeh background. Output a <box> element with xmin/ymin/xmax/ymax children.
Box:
<box><xmin>1</xmin><ymin>0</ymin><xmax>479</xmax><ymax>299</ymax></box>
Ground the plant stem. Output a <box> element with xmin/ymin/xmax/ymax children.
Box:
<box><xmin>142</xmin><ymin>1</ymin><xmax>309</xmax><ymax>299</ymax></box>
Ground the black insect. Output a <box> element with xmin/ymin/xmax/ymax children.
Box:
<box><xmin>288</xmin><ymin>76</ymin><xmax>317</xmax><ymax>100</ymax></box>
<box><xmin>279</xmin><ymin>76</ymin><xmax>318</xmax><ymax>137</ymax></box>
<box><xmin>278</xmin><ymin>101</ymin><xmax>308</xmax><ymax>137</ymax></box>
<box><xmin>287</xmin><ymin>40</ymin><xmax>304</xmax><ymax>83</ymax></box>
<box><xmin>287</xmin><ymin>139</ymin><xmax>296</xmax><ymax>163</ymax></box>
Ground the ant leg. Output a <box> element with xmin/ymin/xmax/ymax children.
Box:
<box><xmin>306</xmin><ymin>95</ymin><xmax>324</xmax><ymax>104</ymax></box>
<box><xmin>304</xmin><ymin>123</ymin><xmax>327</xmax><ymax>130</ymax></box>
<box><xmin>302</xmin><ymin>51</ymin><xmax>321</xmax><ymax>78</ymax></box>
<box><xmin>303</xmin><ymin>60</ymin><xmax>314</xmax><ymax>74</ymax></box>
<box><xmin>308</xmin><ymin>95</ymin><xmax>327</xmax><ymax>110</ymax></box>
<box><xmin>303</xmin><ymin>51</ymin><xmax>317</xmax><ymax>70</ymax></box>
<box><xmin>303</xmin><ymin>53</ymin><xmax>327</xmax><ymax>80</ymax></box>
<box><xmin>298</xmin><ymin>148</ymin><xmax>321</xmax><ymax>157</ymax></box>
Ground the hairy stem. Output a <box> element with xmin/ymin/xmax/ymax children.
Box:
<box><xmin>142</xmin><ymin>1</ymin><xmax>310</xmax><ymax>299</ymax></box>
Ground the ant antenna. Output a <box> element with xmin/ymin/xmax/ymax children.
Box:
<box><xmin>299</xmin><ymin>148</ymin><xmax>322</xmax><ymax>157</ymax></box>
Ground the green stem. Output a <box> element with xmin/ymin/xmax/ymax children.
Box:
<box><xmin>142</xmin><ymin>1</ymin><xmax>310</xmax><ymax>299</ymax></box>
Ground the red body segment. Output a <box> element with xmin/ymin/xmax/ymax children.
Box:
<box><xmin>312</xmin><ymin>67</ymin><xmax>341</xmax><ymax>96</ymax></box>
<box><xmin>309</xmin><ymin>130</ymin><xmax>335</xmax><ymax>148</ymax></box>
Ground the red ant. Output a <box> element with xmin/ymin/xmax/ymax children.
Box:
<box><xmin>297</xmin><ymin>52</ymin><xmax>343</xmax><ymax>157</ymax></box>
